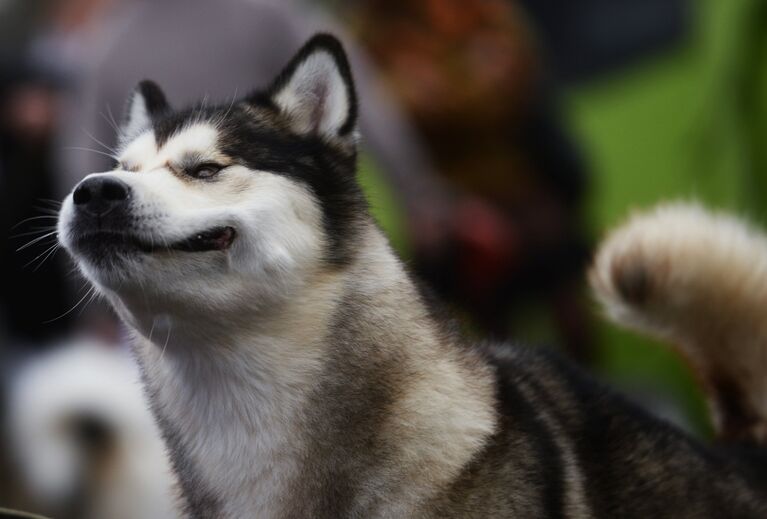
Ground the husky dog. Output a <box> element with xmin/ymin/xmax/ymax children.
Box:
<box><xmin>58</xmin><ymin>34</ymin><xmax>767</xmax><ymax>517</ymax></box>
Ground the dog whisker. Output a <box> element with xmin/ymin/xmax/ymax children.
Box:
<box><xmin>25</xmin><ymin>242</ymin><xmax>60</xmax><ymax>270</ymax></box>
<box><xmin>11</xmin><ymin>215</ymin><xmax>59</xmax><ymax>230</ymax></box>
<box><xmin>16</xmin><ymin>230</ymin><xmax>58</xmax><ymax>252</ymax></box>
<box><xmin>11</xmin><ymin>226</ymin><xmax>59</xmax><ymax>239</ymax></box>
<box><xmin>148</xmin><ymin>317</ymin><xmax>157</xmax><ymax>343</ymax></box>
<box><xmin>217</xmin><ymin>87</ymin><xmax>239</xmax><ymax>127</ymax></box>
<box><xmin>43</xmin><ymin>285</ymin><xmax>96</xmax><ymax>324</ymax></box>
<box><xmin>64</xmin><ymin>146</ymin><xmax>118</xmax><ymax>161</ymax></box>
<box><xmin>31</xmin><ymin>207</ymin><xmax>61</xmax><ymax>217</ymax></box>
<box><xmin>33</xmin><ymin>243</ymin><xmax>61</xmax><ymax>271</ymax></box>
<box><xmin>159</xmin><ymin>318</ymin><xmax>172</xmax><ymax>362</ymax></box>
<box><xmin>36</xmin><ymin>198</ymin><xmax>62</xmax><ymax>207</ymax></box>
<box><xmin>83</xmin><ymin>127</ymin><xmax>119</xmax><ymax>155</ymax></box>
<box><xmin>106</xmin><ymin>104</ymin><xmax>121</xmax><ymax>136</ymax></box>
<box><xmin>77</xmin><ymin>287</ymin><xmax>101</xmax><ymax>316</ymax></box>
<box><xmin>101</xmin><ymin>108</ymin><xmax>121</xmax><ymax>133</ymax></box>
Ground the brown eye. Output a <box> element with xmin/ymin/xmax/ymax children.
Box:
<box><xmin>188</xmin><ymin>163</ymin><xmax>223</xmax><ymax>179</ymax></box>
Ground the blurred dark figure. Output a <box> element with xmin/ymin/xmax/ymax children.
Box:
<box><xmin>516</xmin><ymin>0</ymin><xmax>690</xmax><ymax>83</ymax></box>
<box><xmin>0</xmin><ymin>65</ymin><xmax>71</xmax><ymax>344</ymax></box>
<box><xmin>349</xmin><ymin>0</ymin><xmax>592</xmax><ymax>359</ymax></box>
<box><xmin>1</xmin><ymin>0</ymin><xmax>123</xmax><ymax>344</ymax></box>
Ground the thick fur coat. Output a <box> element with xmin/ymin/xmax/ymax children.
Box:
<box><xmin>58</xmin><ymin>34</ymin><xmax>767</xmax><ymax>517</ymax></box>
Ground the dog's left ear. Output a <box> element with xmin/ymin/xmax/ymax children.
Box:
<box><xmin>266</xmin><ymin>34</ymin><xmax>357</xmax><ymax>144</ymax></box>
<box><xmin>119</xmin><ymin>80</ymin><xmax>170</xmax><ymax>145</ymax></box>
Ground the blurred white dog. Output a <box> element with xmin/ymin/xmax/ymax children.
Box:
<box><xmin>7</xmin><ymin>338</ymin><xmax>178</xmax><ymax>519</ymax></box>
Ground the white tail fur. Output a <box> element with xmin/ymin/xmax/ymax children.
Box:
<box><xmin>591</xmin><ymin>202</ymin><xmax>767</xmax><ymax>444</ymax></box>
<box><xmin>8</xmin><ymin>339</ymin><xmax>178</xmax><ymax>518</ymax></box>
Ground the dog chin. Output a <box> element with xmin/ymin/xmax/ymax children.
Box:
<box><xmin>75</xmin><ymin>250</ymin><xmax>144</xmax><ymax>290</ymax></box>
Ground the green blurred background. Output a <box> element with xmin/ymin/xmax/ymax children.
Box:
<box><xmin>358</xmin><ymin>0</ymin><xmax>767</xmax><ymax>437</ymax></box>
<box><xmin>569</xmin><ymin>0</ymin><xmax>767</xmax><ymax>436</ymax></box>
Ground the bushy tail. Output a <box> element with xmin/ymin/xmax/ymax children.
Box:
<box><xmin>8</xmin><ymin>339</ymin><xmax>177</xmax><ymax>519</ymax></box>
<box><xmin>591</xmin><ymin>202</ymin><xmax>767</xmax><ymax>444</ymax></box>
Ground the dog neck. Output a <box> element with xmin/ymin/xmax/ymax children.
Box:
<box><xmin>126</xmin><ymin>227</ymin><xmax>498</xmax><ymax>518</ymax></box>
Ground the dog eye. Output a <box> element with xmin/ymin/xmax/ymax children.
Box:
<box><xmin>188</xmin><ymin>163</ymin><xmax>223</xmax><ymax>179</ymax></box>
<box><xmin>119</xmin><ymin>162</ymin><xmax>139</xmax><ymax>172</ymax></box>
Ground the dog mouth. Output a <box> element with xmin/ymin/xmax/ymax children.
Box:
<box><xmin>75</xmin><ymin>226</ymin><xmax>236</xmax><ymax>255</ymax></box>
<box><xmin>171</xmin><ymin>227</ymin><xmax>237</xmax><ymax>252</ymax></box>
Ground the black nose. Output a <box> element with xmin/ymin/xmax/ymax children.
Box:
<box><xmin>73</xmin><ymin>176</ymin><xmax>130</xmax><ymax>216</ymax></box>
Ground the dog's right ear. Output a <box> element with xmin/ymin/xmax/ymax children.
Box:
<box><xmin>260</xmin><ymin>34</ymin><xmax>358</xmax><ymax>146</ymax></box>
<box><xmin>119</xmin><ymin>80</ymin><xmax>170</xmax><ymax>145</ymax></box>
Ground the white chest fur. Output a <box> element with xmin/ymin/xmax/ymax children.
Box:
<box><xmin>135</xmin><ymin>329</ymin><xmax>320</xmax><ymax>518</ymax></box>
<box><xmin>125</xmin><ymin>245</ymin><xmax>497</xmax><ymax>518</ymax></box>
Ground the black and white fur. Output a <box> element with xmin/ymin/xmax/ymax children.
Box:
<box><xmin>58</xmin><ymin>34</ymin><xmax>767</xmax><ymax>518</ymax></box>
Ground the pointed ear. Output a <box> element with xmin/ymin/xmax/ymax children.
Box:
<box><xmin>266</xmin><ymin>34</ymin><xmax>357</xmax><ymax>142</ymax></box>
<box><xmin>119</xmin><ymin>80</ymin><xmax>170</xmax><ymax>144</ymax></box>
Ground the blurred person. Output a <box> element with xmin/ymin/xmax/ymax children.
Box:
<box><xmin>1</xmin><ymin>0</ymin><xmax>127</xmax><ymax>341</ymax></box>
<box><xmin>0</xmin><ymin>65</ymin><xmax>72</xmax><ymax>343</ymax></box>
<box><xmin>347</xmin><ymin>0</ymin><xmax>592</xmax><ymax>358</ymax></box>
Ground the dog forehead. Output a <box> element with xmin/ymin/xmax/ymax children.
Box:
<box><xmin>119</xmin><ymin>131</ymin><xmax>157</xmax><ymax>165</ymax></box>
<box><xmin>119</xmin><ymin>123</ymin><xmax>220</xmax><ymax>166</ymax></box>
<box><xmin>160</xmin><ymin>123</ymin><xmax>220</xmax><ymax>159</ymax></box>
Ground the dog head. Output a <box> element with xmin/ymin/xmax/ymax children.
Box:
<box><xmin>58</xmin><ymin>34</ymin><xmax>367</xmax><ymax>321</ymax></box>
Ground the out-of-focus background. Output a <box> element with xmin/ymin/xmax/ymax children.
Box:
<box><xmin>1</xmin><ymin>0</ymin><xmax>766</xmax><ymax>516</ymax></box>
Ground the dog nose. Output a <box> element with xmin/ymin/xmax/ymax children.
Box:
<box><xmin>73</xmin><ymin>176</ymin><xmax>131</xmax><ymax>216</ymax></box>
